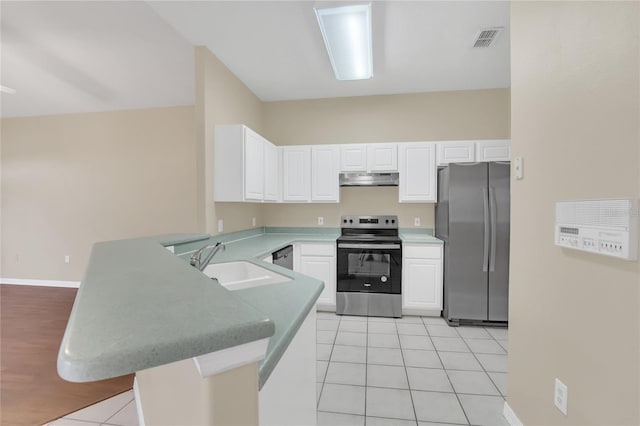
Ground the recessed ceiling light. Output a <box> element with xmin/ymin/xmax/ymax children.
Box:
<box><xmin>314</xmin><ymin>4</ymin><xmax>373</xmax><ymax>81</ymax></box>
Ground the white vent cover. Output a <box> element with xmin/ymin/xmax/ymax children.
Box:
<box><xmin>555</xmin><ymin>198</ymin><xmax>638</xmax><ymax>260</ymax></box>
<box><xmin>472</xmin><ymin>27</ymin><xmax>503</xmax><ymax>48</ymax></box>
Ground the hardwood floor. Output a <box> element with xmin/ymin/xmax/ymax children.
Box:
<box><xmin>1</xmin><ymin>285</ymin><xmax>134</xmax><ymax>426</ymax></box>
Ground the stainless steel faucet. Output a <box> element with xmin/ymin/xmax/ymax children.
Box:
<box><xmin>190</xmin><ymin>241</ymin><xmax>225</xmax><ymax>271</ymax></box>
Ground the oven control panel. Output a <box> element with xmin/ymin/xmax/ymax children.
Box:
<box><xmin>341</xmin><ymin>215</ymin><xmax>398</xmax><ymax>229</ymax></box>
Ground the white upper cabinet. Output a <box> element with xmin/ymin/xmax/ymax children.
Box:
<box><xmin>282</xmin><ymin>146</ymin><xmax>311</xmax><ymax>202</ymax></box>
<box><xmin>264</xmin><ymin>142</ymin><xmax>279</xmax><ymax>201</ymax></box>
<box><xmin>436</xmin><ymin>141</ymin><xmax>476</xmax><ymax>166</ymax></box>
<box><xmin>311</xmin><ymin>145</ymin><xmax>340</xmax><ymax>202</ymax></box>
<box><xmin>340</xmin><ymin>144</ymin><xmax>367</xmax><ymax>172</ymax></box>
<box><xmin>339</xmin><ymin>143</ymin><xmax>398</xmax><ymax>172</ymax></box>
<box><xmin>398</xmin><ymin>142</ymin><xmax>437</xmax><ymax>203</ymax></box>
<box><xmin>367</xmin><ymin>143</ymin><xmax>398</xmax><ymax>171</ymax></box>
<box><xmin>476</xmin><ymin>140</ymin><xmax>511</xmax><ymax>162</ymax></box>
<box><xmin>214</xmin><ymin>124</ymin><xmax>278</xmax><ymax>202</ymax></box>
<box><xmin>436</xmin><ymin>139</ymin><xmax>511</xmax><ymax>165</ymax></box>
<box><xmin>243</xmin><ymin>129</ymin><xmax>264</xmax><ymax>201</ymax></box>
<box><xmin>283</xmin><ymin>145</ymin><xmax>340</xmax><ymax>203</ymax></box>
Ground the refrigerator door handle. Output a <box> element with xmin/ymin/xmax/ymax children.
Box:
<box><xmin>482</xmin><ymin>186</ymin><xmax>490</xmax><ymax>272</ymax></box>
<box><xmin>489</xmin><ymin>186</ymin><xmax>497</xmax><ymax>272</ymax></box>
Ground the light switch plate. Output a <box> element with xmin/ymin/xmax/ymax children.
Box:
<box><xmin>318</xmin><ymin>216</ymin><xmax>324</xmax><ymax>225</ymax></box>
<box><xmin>554</xmin><ymin>378</ymin><xmax>568</xmax><ymax>415</ymax></box>
<box><xmin>514</xmin><ymin>156</ymin><xmax>523</xmax><ymax>180</ymax></box>
<box><xmin>414</xmin><ymin>217</ymin><xmax>421</xmax><ymax>227</ymax></box>
<box><xmin>217</xmin><ymin>219</ymin><xmax>224</xmax><ymax>233</ymax></box>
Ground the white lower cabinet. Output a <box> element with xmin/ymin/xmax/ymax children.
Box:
<box><xmin>402</xmin><ymin>244</ymin><xmax>443</xmax><ymax>316</ymax></box>
<box><xmin>294</xmin><ymin>242</ymin><xmax>336</xmax><ymax>311</ymax></box>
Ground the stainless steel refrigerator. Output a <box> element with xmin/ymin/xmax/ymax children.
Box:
<box><xmin>435</xmin><ymin>162</ymin><xmax>510</xmax><ymax>326</ymax></box>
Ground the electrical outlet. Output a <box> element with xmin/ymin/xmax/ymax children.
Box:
<box><xmin>64</xmin><ymin>255</ymin><xmax>70</xmax><ymax>264</ymax></box>
<box><xmin>217</xmin><ymin>219</ymin><xmax>224</xmax><ymax>233</ymax></box>
<box><xmin>252</xmin><ymin>217</ymin><xmax>256</xmax><ymax>227</ymax></box>
<box><xmin>318</xmin><ymin>216</ymin><xmax>324</xmax><ymax>225</ymax></box>
<box><xmin>554</xmin><ymin>378</ymin><xmax>568</xmax><ymax>415</ymax></box>
<box><xmin>414</xmin><ymin>217</ymin><xmax>421</xmax><ymax>227</ymax></box>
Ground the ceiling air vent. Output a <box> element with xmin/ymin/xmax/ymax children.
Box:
<box><xmin>472</xmin><ymin>27</ymin><xmax>503</xmax><ymax>48</ymax></box>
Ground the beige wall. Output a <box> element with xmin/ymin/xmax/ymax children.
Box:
<box><xmin>509</xmin><ymin>2</ymin><xmax>639</xmax><ymax>425</ymax></box>
<box><xmin>195</xmin><ymin>46</ymin><xmax>265</xmax><ymax>235</ymax></box>
<box><xmin>1</xmin><ymin>106</ymin><xmax>197</xmax><ymax>281</ymax></box>
<box><xmin>262</xmin><ymin>89</ymin><xmax>510</xmax><ymax>229</ymax></box>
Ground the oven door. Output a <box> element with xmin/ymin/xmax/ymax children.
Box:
<box><xmin>337</xmin><ymin>242</ymin><xmax>402</xmax><ymax>294</ymax></box>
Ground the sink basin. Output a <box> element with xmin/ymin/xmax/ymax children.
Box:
<box><xmin>203</xmin><ymin>261</ymin><xmax>291</xmax><ymax>290</ymax></box>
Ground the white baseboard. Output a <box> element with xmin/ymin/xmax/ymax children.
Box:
<box><xmin>503</xmin><ymin>401</ymin><xmax>523</xmax><ymax>426</ymax></box>
<box><xmin>0</xmin><ymin>278</ymin><xmax>80</xmax><ymax>288</ymax></box>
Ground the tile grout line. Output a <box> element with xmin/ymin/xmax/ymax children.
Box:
<box><xmin>397</xmin><ymin>316</ymin><xmax>422</xmax><ymax>425</ymax></box>
<box><xmin>102</xmin><ymin>396</ymin><xmax>134</xmax><ymax>426</ymax></box>
<box><xmin>424</xmin><ymin>316</ymin><xmax>472</xmax><ymax>426</ymax></box>
<box><xmin>460</xmin><ymin>326</ymin><xmax>506</xmax><ymax>399</ymax></box>
<box><xmin>482</xmin><ymin>325</ymin><xmax>509</xmax><ymax>398</ymax></box>
<box><xmin>363</xmin><ymin>316</ymin><xmax>369</xmax><ymax>424</ymax></box>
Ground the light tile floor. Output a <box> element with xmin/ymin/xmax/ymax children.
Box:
<box><xmin>44</xmin><ymin>390</ymin><xmax>138</xmax><ymax>426</ymax></box>
<box><xmin>316</xmin><ymin>313</ymin><xmax>509</xmax><ymax>426</ymax></box>
<box><xmin>46</xmin><ymin>314</ymin><xmax>508</xmax><ymax>426</ymax></box>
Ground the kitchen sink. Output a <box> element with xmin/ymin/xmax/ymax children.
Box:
<box><xmin>202</xmin><ymin>261</ymin><xmax>291</xmax><ymax>290</ymax></box>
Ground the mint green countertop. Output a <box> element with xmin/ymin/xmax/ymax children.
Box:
<box><xmin>58</xmin><ymin>226</ymin><xmax>441</xmax><ymax>387</ymax></box>
<box><xmin>58</xmin><ymin>229</ymin><xmax>338</xmax><ymax>388</ymax></box>
<box><xmin>400</xmin><ymin>229</ymin><xmax>444</xmax><ymax>244</ymax></box>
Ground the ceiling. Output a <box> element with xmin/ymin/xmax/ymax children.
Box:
<box><xmin>0</xmin><ymin>1</ymin><xmax>510</xmax><ymax>118</ymax></box>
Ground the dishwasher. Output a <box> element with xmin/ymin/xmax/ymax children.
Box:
<box><xmin>272</xmin><ymin>245</ymin><xmax>294</xmax><ymax>270</ymax></box>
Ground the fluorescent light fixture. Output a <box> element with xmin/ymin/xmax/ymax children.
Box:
<box><xmin>314</xmin><ymin>4</ymin><xmax>373</xmax><ymax>80</ymax></box>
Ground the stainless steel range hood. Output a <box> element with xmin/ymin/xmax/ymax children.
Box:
<box><xmin>339</xmin><ymin>172</ymin><xmax>399</xmax><ymax>187</ymax></box>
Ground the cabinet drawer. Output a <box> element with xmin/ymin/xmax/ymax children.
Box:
<box><xmin>299</xmin><ymin>243</ymin><xmax>335</xmax><ymax>256</ymax></box>
<box><xmin>404</xmin><ymin>245</ymin><xmax>442</xmax><ymax>259</ymax></box>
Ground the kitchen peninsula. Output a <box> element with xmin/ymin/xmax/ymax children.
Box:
<box><xmin>57</xmin><ymin>228</ymin><xmax>338</xmax><ymax>425</ymax></box>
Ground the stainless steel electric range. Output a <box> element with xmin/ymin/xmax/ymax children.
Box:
<box><xmin>336</xmin><ymin>215</ymin><xmax>402</xmax><ymax>318</ymax></box>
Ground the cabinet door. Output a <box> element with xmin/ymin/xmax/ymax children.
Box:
<box><xmin>311</xmin><ymin>145</ymin><xmax>340</xmax><ymax>202</ymax></box>
<box><xmin>476</xmin><ymin>140</ymin><xmax>511</xmax><ymax>162</ymax></box>
<box><xmin>282</xmin><ymin>146</ymin><xmax>311</xmax><ymax>202</ymax></box>
<box><xmin>367</xmin><ymin>143</ymin><xmax>398</xmax><ymax>171</ymax></box>
<box><xmin>340</xmin><ymin>144</ymin><xmax>367</xmax><ymax>172</ymax></box>
<box><xmin>299</xmin><ymin>255</ymin><xmax>336</xmax><ymax>306</ymax></box>
<box><xmin>243</xmin><ymin>128</ymin><xmax>265</xmax><ymax>201</ymax></box>
<box><xmin>264</xmin><ymin>141</ymin><xmax>279</xmax><ymax>201</ymax></box>
<box><xmin>399</xmin><ymin>142</ymin><xmax>436</xmax><ymax>202</ymax></box>
<box><xmin>403</xmin><ymin>258</ymin><xmax>442</xmax><ymax>310</ymax></box>
<box><xmin>436</xmin><ymin>141</ymin><xmax>476</xmax><ymax>166</ymax></box>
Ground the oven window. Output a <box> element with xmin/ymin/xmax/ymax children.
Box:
<box><xmin>348</xmin><ymin>252</ymin><xmax>390</xmax><ymax>277</ymax></box>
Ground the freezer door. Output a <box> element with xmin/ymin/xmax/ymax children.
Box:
<box><xmin>488</xmin><ymin>162</ymin><xmax>510</xmax><ymax>321</ymax></box>
<box><xmin>444</xmin><ymin>163</ymin><xmax>489</xmax><ymax>321</ymax></box>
